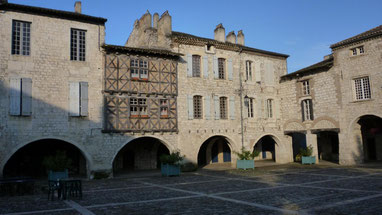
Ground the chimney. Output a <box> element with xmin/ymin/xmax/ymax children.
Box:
<box><xmin>214</xmin><ymin>23</ymin><xmax>225</xmax><ymax>42</ymax></box>
<box><xmin>74</xmin><ymin>1</ymin><xmax>81</xmax><ymax>13</ymax></box>
<box><xmin>237</xmin><ymin>30</ymin><xmax>244</xmax><ymax>45</ymax></box>
<box><xmin>226</xmin><ymin>31</ymin><xmax>236</xmax><ymax>44</ymax></box>
<box><xmin>153</xmin><ymin>13</ymin><xmax>159</xmax><ymax>29</ymax></box>
<box><xmin>158</xmin><ymin>11</ymin><xmax>172</xmax><ymax>36</ymax></box>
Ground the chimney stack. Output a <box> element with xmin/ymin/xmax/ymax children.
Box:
<box><xmin>214</xmin><ymin>23</ymin><xmax>225</xmax><ymax>42</ymax></box>
<box><xmin>237</xmin><ymin>30</ymin><xmax>244</xmax><ymax>45</ymax></box>
<box><xmin>153</xmin><ymin>13</ymin><xmax>159</xmax><ymax>29</ymax></box>
<box><xmin>226</xmin><ymin>31</ymin><xmax>236</xmax><ymax>44</ymax></box>
<box><xmin>74</xmin><ymin>1</ymin><xmax>82</xmax><ymax>13</ymax></box>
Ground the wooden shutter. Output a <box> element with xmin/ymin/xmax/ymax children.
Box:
<box><xmin>214</xmin><ymin>95</ymin><xmax>220</xmax><ymax>119</ymax></box>
<box><xmin>255</xmin><ymin>62</ymin><xmax>261</xmax><ymax>82</ymax></box>
<box><xmin>204</xmin><ymin>95</ymin><xmax>211</xmax><ymax>120</ymax></box>
<box><xmin>21</xmin><ymin>78</ymin><xmax>32</xmax><ymax>116</ymax></box>
<box><xmin>309</xmin><ymin>99</ymin><xmax>314</xmax><ymax>120</ymax></box>
<box><xmin>80</xmin><ymin>82</ymin><xmax>88</xmax><ymax>116</ymax></box>
<box><xmin>301</xmin><ymin>101</ymin><xmax>305</xmax><ymax>121</ymax></box>
<box><xmin>228</xmin><ymin>59</ymin><xmax>233</xmax><ymax>80</ymax></box>
<box><xmin>244</xmin><ymin>98</ymin><xmax>248</xmax><ymax>118</ymax></box>
<box><xmin>213</xmin><ymin>56</ymin><xmax>218</xmax><ymax>79</ymax></box>
<box><xmin>203</xmin><ymin>56</ymin><xmax>209</xmax><ymax>78</ymax></box>
<box><xmin>69</xmin><ymin>82</ymin><xmax>80</xmax><ymax>116</ymax></box>
<box><xmin>9</xmin><ymin>78</ymin><xmax>21</xmax><ymax>115</ymax></box>
<box><xmin>187</xmin><ymin>54</ymin><xmax>192</xmax><ymax>77</ymax></box>
<box><xmin>256</xmin><ymin>98</ymin><xmax>262</xmax><ymax>119</ymax></box>
<box><xmin>229</xmin><ymin>96</ymin><xmax>235</xmax><ymax>119</ymax></box>
<box><xmin>187</xmin><ymin>95</ymin><xmax>193</xmax><ymax>120</ymax></box>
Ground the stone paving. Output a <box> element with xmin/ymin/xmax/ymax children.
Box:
<box><xmin>1</xmin><ymin>164</ymin><xmax>382</xmax><ymax>215</ymax></box>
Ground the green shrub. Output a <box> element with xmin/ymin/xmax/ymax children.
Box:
<box><xmin>42</xmin><ymin>150</ymin><xmax>72</xmax><ymax>171</ymax></box>
<box><xmin>160</xmin><ymin>151</ymin><xmax>184</xmax><ymax>165</ymax></box>
<box><xmin>181</xmin><ymin>162</ymin><xmax>198</xmax><ymax>172</ymax></box>
<box><xmin>235</xmin><ymin>147</ymin><xmax>260</xmax><ymax>160</ymax></box>
<box><xmin>298</xmin><ymin>146</ymin><xmax>313</xmax><ymax>157</ymax></box>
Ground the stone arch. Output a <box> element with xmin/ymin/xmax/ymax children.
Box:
<box><xmin>251</xmin><ymin>133</ymin><xmax>282</xmax><ymax>162</ymax></box>
<box><xmin>283</xmin><ymin>119</ymin><xmax>306</xmax><ymax>132</ymax></box>
<box><xmin>197</xmin><ymin>135</ymin><xmax>235</xmax><ymax>167</ymax></box>
<box><xmin>2</xmin><ymin>137</ymin><xmax>91</xmax><ymax>178</ymax></box>
<box><xmin>311</xmin><ymin>116</ymin><xmax>339</xmax><ymax>130</ymax></box>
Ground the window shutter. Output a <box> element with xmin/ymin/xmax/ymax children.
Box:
<box><xmin>187</xmin><ymin>54</ymin><xmax>192</xmax><ymax>77</ymax></box>
<box><xmin>275</xmin><ymin>99</ymin><xmax>281</xmax><ymax>119</ymax></box>
<box><xmin>244</xmin><ymin>99</ymin><xmax>248</xmax><ymax>118</ymax></box>
<box><xmin>256</xmin><ymin>98</ymin><xmax>262</xmax><ymax>119</ymax></box>
<box><xmin>69</xmin><ymin>82</ymin><xmax>80</xmax><ymax>116</ymax></box>
<box><xmin>80</xmin><ymin>82</ymin><xmax>88</xmax><ymax>116</ymax></box>
<box><xmin>301</xmin><ymin>101</ymin><xmax>305</xmax><ymax>121</ymax></box>
<box><xmin>214</xmin><ymin>95</ymin><xmax>220</xmax><ymax>119</ymax></box>
<box><xmin>309</xmin><ymin>99</ymin><xmax>314</xmax><ymax>120</ymax></box>
<box><xmin>204</xmin><ymin>95</ymin><xmax>211</xmax><ymax>120</ymax></box>
<box><xmin>229</xmin><ymin>96</ymin><xmax>235</xmax><ymax>119</ymax></box>
<box><xmin>203</xmin><ymin>56</ymin><xmax>209</xmax><ymax>78</ymax></box>
<box><xmin>228</xmin><ymin>59</ymin><xmax>233</xmax><ymax>80</ymax></box>
<box><xmin>213</xmin><ymin>56</ymin><xmax>218</xmax><ymax>79</ymax></box>
<box><xmin>21</xmin><ymin>78</ymin><xmax>32</xmax><ymax>116</ymax></box>
<box><xmin>255</xmin><ymin>62</ymin><xmax>261</xmax><ymax>82</ymax></box>
<box><xmin>9</xmin><ymin>78</ymin><xmax>21</xmax><ymax>115</ymax></box>
<box><xmin>264</xmin><ymin>99</ymin><xmax>268</xmax><ymax>118</ymax></box>
<box><xmin>187</xmin><ymin>95</ymin><xmax>193</xmax><ymax>120</ymax></box>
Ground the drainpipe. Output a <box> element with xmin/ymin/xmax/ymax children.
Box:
<box><xmin>239</xmin><ymin>48</ymin><xmax>244</xmax><ymax>149</ymax></box>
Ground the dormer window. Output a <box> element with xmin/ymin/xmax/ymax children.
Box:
<box><xmin>350</xmin><ymin>46</ymin><xmax>364</xmax><ymax>56</ymax></box>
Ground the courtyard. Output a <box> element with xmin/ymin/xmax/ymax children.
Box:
<box><xmin>1</xmin><ymin>164</ymin><xmax>382</xmax><ymax>215</ymax></box>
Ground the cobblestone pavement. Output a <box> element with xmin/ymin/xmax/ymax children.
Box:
<box><xmin>2</xmin><ymin>164</ymin><xmax>382</xmax><ymax>215</ymax></box>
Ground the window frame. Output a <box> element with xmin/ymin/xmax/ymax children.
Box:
<box><xmin>247</xmin><ymin>97</ymin><xmax>254</xmax><ymax>118</ymax></box>
<box><xmin>130</xmin><ymin>59</ymin><xmax>149</xmax><ymax>81</ymax></box>
<box><xmin>301</xmin><ymin>99</ymin><xmax>314</xmax><ymax>121</ymax></box>
<box><xmin>12</xmin><ymin>20</ymin><xmax>31</xmax><ymax>56</ymax></box>
<box><xmin>130</xmin><ymin>97</ymin><xmax>148</xmax><ymax>118</ymax></box>
<box><xmin>266</xmin><ymin>99</ymin><xmax>273</xmax><ymax>118</ymax></box>
<box><xmin>192</xmin><ymin>55</ymin><xmax>201</xmax><ymax>77</ymax></box>
<box><xmin>218</xmin><ymin>58</ymin><xmax>226</xmax><ymax>80</ymax></box>
<box><xmin>301</xmin><ymin>80</ymin><xmax>310</xmax><ymax>96</ymax></box>
<box><xmin>353</xmin><ymin>76</ymin><xmax>371</xmax><ymax>101</ymax></box>
<box><xmin>245</xmin><ymin>60</ymin><xmax>252</xmax><ymax>81</ymax></box>
<box><xmin>219</xmin><ymin>96</ymin><xmax>227</xmax><ymax>119</ymax></box>
<box><xmin>193</xmin><ymin>95</ymin><xmax>203</xmax><ymax>119</ymax></box>
<box><xmin>70</xmin><ymin>28</ymin><xmax>86</xmax><ymax>61</ymax></box>
<box><xmin>160</xmin><ymin>99</ymin><xmax>169</xmax><ymax>118</ymax></box>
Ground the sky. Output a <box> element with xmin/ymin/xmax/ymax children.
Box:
<box><xmin>9</xmin><ymin>0</ymin><xmax>382</xmax><ymax>73</ymax></box>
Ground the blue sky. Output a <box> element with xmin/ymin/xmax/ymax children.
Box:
<box><xmin>10</xmin><ymin>0</ymin><xmax>382</xmax><ymax>73</ymax></box>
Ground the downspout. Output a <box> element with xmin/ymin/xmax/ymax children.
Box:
<box><xmin>239</xmin><ymin>48</ymin><xmax>244</xmax><ymax>148</ymax></box>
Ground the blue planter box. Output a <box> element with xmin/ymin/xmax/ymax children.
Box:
<box><xmin>161</xmin><ymin>164</ymin><xmax>181</xmax><ymax>176</ymax></box>
<box><xmin>302</xmin><ymin>156</ymin><xmax>316</xmax><ymax>165</ymax></box>
<box><xmin>48</xmin><ymin>169</ymin><xmax>68</xmax><ymax>180</ymax></box>
<box><xmin>236</xmin><ymin>160</ymin><xmax>254</xmax><ymax>170</ymax></box>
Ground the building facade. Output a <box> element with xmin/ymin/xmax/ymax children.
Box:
<box><xmin>0</xmin><ymin>1</ymin><xmax>380</xmax><ymax>178</ymax></box>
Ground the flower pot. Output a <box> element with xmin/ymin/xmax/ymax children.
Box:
<box><xmin>236</xmin><ymin>159</ymin><xmax>254</xmax><ymax>170</ymax></box>
<box><xmin>302</xmin><ymin>156</ymin><xmax>316</xmax><ymax>165</ymax></box>
<box><xmin>161</xmin><ymin>163</ymin><xmax>181</xmax><ymax>176</ymax></box>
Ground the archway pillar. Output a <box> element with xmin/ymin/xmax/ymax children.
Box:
<box><xmin>306</xmin><ymin>130</ymin><xmax>319</xmax><ymax>164</ymax></box>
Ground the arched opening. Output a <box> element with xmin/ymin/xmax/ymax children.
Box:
<box><xmin>289</xmin><ymin>132</ymin><xmax>307</xmax><ymax>162</ymax></box>
<box><xmin>113</xmin><ymin>137</ymin><xmax>170</xmax><ymax>174</ymax></box>
<box><xmin>317</xmin><ymin>131</ymin><xmax>339</xmax><ymax>163</ymax></box>
<box><xmin>357</xmin><ymin>115</ymin><xmax>382</xmax><ymax>162</ymax></box>
<box><xmin>197</xmin><ymin>136</ymin><xmax>232</xmax><ymax>167</ymax></box>
<box><xmin>253</xmin><ymin>135</ymin><xmax>277</xmax><ymax>161</ymax></box>
<box><xmin>3</xmin><ymin>139</ymin><xmax>87</xmax><ymax>178</ymax></box>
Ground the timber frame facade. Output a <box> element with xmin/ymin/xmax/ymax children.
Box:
<box><xmin>102</xmin><ymin>45</ymin><xmax>181</xmax><ymax>133</ymax></box>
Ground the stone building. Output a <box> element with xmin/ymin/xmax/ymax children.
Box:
<box><xmin>280</xmin><ymin>25</ymin><xmax>382</xmax><ymax>165</ymax></box>
<box><xmin>0</xmin><ymin>1</ymin><xmax>380</xmax><ymax>178</ymax></box>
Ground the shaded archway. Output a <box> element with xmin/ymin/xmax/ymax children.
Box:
<box><xmin>253</xmin><ymin>135</ymin><xmax>277</xmax><ymax>161</ymax></box>
<box><xmin>357</xmin><ymin>115</ymin><xmax>382</xmax><ymax>161</ymax></box>
<box><xmin>113</xmin><ymin>137</ymin><xmax>170</xmax><ymax>174</ymax></box>
<box><xmin>316</xmin><ymin>131</ymin><xmax>339</xmax><ymax>163</ymax></box>
<box><xmin>3</xmin><ymin>139</ymin><xmax>87</xmax><ymax>178</ymax></box>
<box><xmin>197</xmin><ymin>136</ymin><xmax>232</xmax><ymax>167</ymax></box>
<box><xmin>287</xmin><ymin>132</ymin><xmax>307</xmax><ymax>162</ymax></box>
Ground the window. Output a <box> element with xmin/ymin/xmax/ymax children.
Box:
<box><xmin>131</xmin><ymin>59</ymin><xmax>149</xmax><ymax>80</ymax></box>
<box><xmin>12</xmin><ymin>20</ymin><xmax>31</xmax><ymax>56</ymax></box>
<box><xmin>219</xmin><ymin>97</ymin><xmax>227</xmax><ymax>119</ymax></box>
<box><xmin>266</xmin><ymin>99</ymin><xmax>273</xmax><ymax>118</ymax></box>
<box><xmin>350</xmin><ymin>46</ymin><xmax>364</xmax><ymax>56</ymax></box>
<box><xmin>218</xmin><ymin>58</ymin><xmax>225</xmax><ymax>79</ymax></box>
<box><xmin>192</xmin><ymin>55</ymin><xmax>201</xmax><ymax>77</ymax></box>
<box><xmin>354</xmin><ymin>76</ymin><xmax>371</xmax><ymax>100</ymax></box>
<box><xmin>193</xmin><ymin>95</ymin><xmax>203</xmax><ymax>119</ymax></box>
<box><xmin>69</xmin><ymin>82</ymin><xmax>88</xmax><ymax>116</ymax></box>
<box><xmin>71</xmin><ymin>29</ymin><xmax>86</xmax><ymax>61</ymax></box>
<box><xmin>130</xmin><ymin>98</ymin><xmax>148</xmax><ymax>117</ymax></box>
<box><xmin>9</xmin><ymin>78</ymin><xmax>32</xmax><ymax>116</ymax></box>
<box><xmin>160</xmin><ymin>99</ymin><xmax>169</xmax><ymax>118</ymax></box>
<box><xmin>301</xmin><ymin>99</ymin><xmax>313</xmax><ymax>121</ymax></box>
<box><xmin>245</xmin><ymin>61</ymin><xmax>252</xmax><ymax>81</ymax></box>
<box><xmin>247</xmin><ymin>98</ymin><xmax>254</xmax><ymax>118</ymax></box>
<box><xmin>302</xmin><ymin>80</ymin><xmax>310</xmax><ymax>96</ymax></box>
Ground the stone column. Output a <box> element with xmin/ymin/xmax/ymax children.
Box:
<box><xmin>306</xmin><ymin>131</ymin><xmax>319</xmax><ymax>163</ymax></box>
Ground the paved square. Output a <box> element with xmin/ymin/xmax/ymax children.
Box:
<box><xmin>1</xmin><ymin>164</ymin><xmax>382</xmax><ymax>215</ymax></box>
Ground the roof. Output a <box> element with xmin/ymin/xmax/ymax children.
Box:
<box><xmin>103</xmin><ymin>44</ymin><xmax>182</xmax><ymax>58</ymax></box>
<box><xmin>330</xmin><ymin>25</ymin><xmax>382</xmax><ymax>49</ymax></box>
<box><xmin>172</xmin><ymin>31</ymin><xmax>289</xmax><ymax>58</ymax></box>
<box><xmin>0</xmin><ymin>3</ymin><xmax>107</xmax><ymax>25</ymax></box>
<box><xmin>280</xmin><ymin>55</ymin><xmax>334</xmax><ymax>81</ymax></box>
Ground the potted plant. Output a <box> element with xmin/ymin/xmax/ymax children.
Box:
<box><xmin>160</xmin><ymin>151</ymin><xmax>184</xmax><ymax>176</ymax></box>
<box><xmin>299</xmin><ymin>146</ymin><xmax>316</xmax><ymax>165</ymax></box>
<box><xmin>235</xmin><ymin>148</ymin><xmax>260</xmax><ymax>170</ymax></box>
<box><xmin>43</xmin><ymin>150</ymin><xmax>72</xmax><ymax>180</ymax></box>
